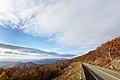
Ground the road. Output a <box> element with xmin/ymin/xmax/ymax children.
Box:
<box><xmin>83</xmin><ymin>63</ymin><xmax>120</xmax><ymax>80</ymax></box>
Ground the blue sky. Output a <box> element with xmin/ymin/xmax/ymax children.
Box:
<box><xmin>0</xmin><ymin>26</ymin><xmax>56</xmax><ymax>49</ymax></box>
<box><xmin>0</xmin><ymin>25</ymin><xmax>82</xmax><ymax>55</ymax></box>
<box><xmin>0</xmin><ymin>0</ymin><xmax>120</xmax><ymax>57</ymax></box>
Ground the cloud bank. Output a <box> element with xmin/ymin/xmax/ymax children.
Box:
<box><xmin>0</xmin><ymin>47</ymin><xmax>74</xmax><ymax>59</ymax></box>
<box><xmin>0</xmin><ymin>0</ymin><xmax>120</xmax><ymax>49</ymax></box>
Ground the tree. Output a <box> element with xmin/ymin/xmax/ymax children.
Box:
<box><xmin>0</xmin><ymin>72</ymin><xmax>9</xmax><ymax>80</ymax></box>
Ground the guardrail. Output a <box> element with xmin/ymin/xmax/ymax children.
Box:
<box><xmin>80</xmin><ymin>64</ymin><xmax>86</xmax><ymax>80</ymax></box>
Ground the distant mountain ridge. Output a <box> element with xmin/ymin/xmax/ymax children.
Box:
<box><xmin>0</xmin><ymin>58</ymin><xmax>65</xmax><ymax>68</ymax></box>
<box><xmin>0</xmin><ymin>61</ymin><xmax>38</xmax><ymax>68</ymax></box>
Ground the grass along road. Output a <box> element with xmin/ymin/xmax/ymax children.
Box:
<box><xmin>53</xmin><ymin>62</ymin><xmax>81</xmax><ymax>80</ymax></box>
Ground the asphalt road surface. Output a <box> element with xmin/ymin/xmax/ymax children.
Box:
<box><xmin>83</xmin><ymin>63</ymin><xmax>120</xmax><ymax>80</ymax></box>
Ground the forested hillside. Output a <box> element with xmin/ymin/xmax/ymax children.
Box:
<box><xmin>73</xmin><ymin>37</ymin><xmax>120</xmax><ymax>71</ymax></box>
<box><xmin>0</xmin><ymin>60</ymin><xmax>73</xmax><ymax>80</ymax></box>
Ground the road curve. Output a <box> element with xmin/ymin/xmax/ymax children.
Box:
<box><xmin>83</xmin><ymin>63</ymin><xmax>120</xmax><ymax>80</ymax></box>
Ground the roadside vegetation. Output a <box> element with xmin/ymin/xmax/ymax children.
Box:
<box><xmin>53</xmin><ymin>62</ymin><xmax>81</xmax><ymax>80</ymax></box>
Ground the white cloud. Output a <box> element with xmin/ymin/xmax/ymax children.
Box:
<box><xmin>0</xmin><ymin>0</ymin><xmax>120</xmax><ymax>50</ymax></box>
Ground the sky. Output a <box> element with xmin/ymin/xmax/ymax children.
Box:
<box><xmin>0</xmin><ymin>0</ymin><xmax>120</xmax><ymax>57</ymax></box>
